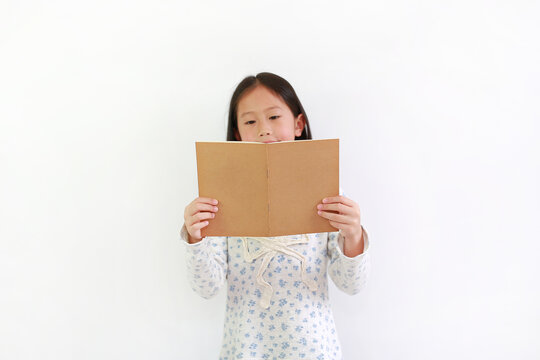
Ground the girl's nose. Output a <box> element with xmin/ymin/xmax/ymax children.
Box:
<box><xmin>258</xmin><ymin>123</ymin><xmax>272</xmax><ymax>137</ymax></box>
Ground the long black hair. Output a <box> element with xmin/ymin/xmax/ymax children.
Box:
<box><xmin>226</xmin><ymin>72</ymin><xmax>312</xmax><ymax>141</ymax></box>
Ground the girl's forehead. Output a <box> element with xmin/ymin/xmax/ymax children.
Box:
<box><xmin>237</xmin><ymin>86</ymin><xmax>287</xmax><ymax>114</ymax></box>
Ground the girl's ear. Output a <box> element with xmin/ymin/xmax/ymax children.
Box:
<box><xmin>294</xmin><ymin>114</ymin><xmax>306</xmax><ymax>137</ymax></box>
<box><xmin>234</xmin><ymin>129</ymin><xmax>242</xmax><ymax>141</ymax></box>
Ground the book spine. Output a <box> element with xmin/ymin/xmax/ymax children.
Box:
<box><xmin>266</xmin><ymin>145</ymin><xmax>270</xmax><ymax>236</ymax></box>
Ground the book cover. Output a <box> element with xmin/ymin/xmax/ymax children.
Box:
<box><xmin>195</xmin><ymin>139</ymin><xmax>339</xmax><ymax>237</ymax></box>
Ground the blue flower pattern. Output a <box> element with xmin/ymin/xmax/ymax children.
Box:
<box><xmin>181</xmin><ymin>225</ymin><xmax>370</xmax><ymax>359</ymax></box>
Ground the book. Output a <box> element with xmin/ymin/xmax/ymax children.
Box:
<box><xmin>195</xmin><ymin>139</ymin><xmax>339</xmax><ymax>237</ymax></box>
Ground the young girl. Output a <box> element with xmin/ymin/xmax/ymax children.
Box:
<box><xmin>181</xmin><ymin>72</ymin><xmax>370</xmax><ymax>360</ymax></box>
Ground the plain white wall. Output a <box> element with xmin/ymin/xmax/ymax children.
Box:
<box><xmin>1</xmin><ymin>0</ymin><xmax>539</xmax><ymax>359</ymax></box>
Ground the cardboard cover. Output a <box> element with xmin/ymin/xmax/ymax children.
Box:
<box><xmin>195</xmin><ymin>139</ymin><xmax>339</xmax><ymax>237</ymax></box>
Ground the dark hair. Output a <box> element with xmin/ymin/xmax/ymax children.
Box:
<box><xmin>226</xmin><ymin>72</ymin><xmax>312</xmax><ymax>141</ymax></box>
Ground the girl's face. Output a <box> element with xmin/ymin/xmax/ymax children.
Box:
<box><xmin>235</xmin><ymin>85</ymin><xmax>305</xmax><ymax>143</ymax></box>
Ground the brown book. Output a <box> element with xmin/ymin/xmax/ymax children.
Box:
<box><xmin>195</xmin><ymin>139</ymin><xmax>339</xmax><ymax>237</ymax></box>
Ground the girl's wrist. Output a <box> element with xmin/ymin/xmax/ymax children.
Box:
<box><xmin>342</xmin><ymin>226</ymin><xmax>363</xmax><ymax>242</ymax></box>
<box><xmin>182</xmin><ymin>223</ymin><xmax>203</xmax><ymax>244</ymax></box>
<box><xmin>342</xmin><ymin>227</ymin><xmax>365</xmax><ymax>257</ymax></box>
<box><xmin>188</xmin><ymin>233</ymin><xmax>202</xmax><ymax>244</ymax></box>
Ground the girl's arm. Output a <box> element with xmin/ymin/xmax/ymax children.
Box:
<box><xmin>327</xmin><ymin>227</ymin><xmax>371</xmax><ymax>295</ymax></box>
<box><xmin>317</xmin><ymin>193</ymin><xmax>371</xmax><ymax>294</ymax></box>
<box><xmin>317</xmin><ymin>194</ymin><xmax>364</xmax><ymax>255</ymax></box>
<box><xmin>180</xmin><ymin>223</ymin><xmax>228</xmax><ymax>299</ymax></box>
<box><xmin>342</xmin><ymin>228</ymin><xmax>365</xmax><ymax>257</ymax></box>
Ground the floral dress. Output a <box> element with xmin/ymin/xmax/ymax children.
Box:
<box><xmin>181</xmin><ymin>224</ymin><xmax>371</xmax><ymax>360</ymax></box>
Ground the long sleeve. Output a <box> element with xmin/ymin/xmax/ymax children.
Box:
<box><xmin>180</xmin><ymin>224</ymin><xmax>228</xmax><ymax>299</ymax></box>
<box><xmin>327</xmin><ymin>226</ymin><xmax>371</xmax><ymax>295</ymax></box>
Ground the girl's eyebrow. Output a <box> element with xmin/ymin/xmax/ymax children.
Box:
<box><xmin>240</xmin><ymin>106</ymin><xmax>281</xmax><ymax>118</ymax></box>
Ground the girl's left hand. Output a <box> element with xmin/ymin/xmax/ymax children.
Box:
<box><xmin>317</xmin><ymin>195</ymin><xmax>364</xmax><ymax>249</ymax></box>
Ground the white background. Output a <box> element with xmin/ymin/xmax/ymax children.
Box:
<box><xmin>1</xmin><ymin>1</ymin><xmax>539</xmax><ymax>359</ymax></box>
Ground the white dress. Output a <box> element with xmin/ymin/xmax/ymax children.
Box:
<box><xmin>181</xmin><ymin>224</ymin><xmax>371</xmax><ymax>360</ymax></box>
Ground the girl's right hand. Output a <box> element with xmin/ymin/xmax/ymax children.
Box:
<box><xmin>183</xmin><ymin>197</ymin><xmax>219</xmax><ymax>243</ymax></box>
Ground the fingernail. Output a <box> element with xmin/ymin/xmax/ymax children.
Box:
<box><xmin>317</xmin><ymin>204</ymin><xmax>322</xmax><ymax>209</ymax></box>
<box><xmin>318</xmin><ymin>210</ymin><xmax>322</xmax><ymax>215</ymax></box>
<box><xmin>322</xmin><ymin>198</ymin><xmax>327</xmax><ymax>203</ymax></box>
<box><xmin>214</xmin><ymin>207</ymin><xmax>218</xmax><ymax>212</ymax></box>
<box><xmin>213</xmin><ymin>199</ymin><xmax>218</xmax><ymax>204</ymax></box>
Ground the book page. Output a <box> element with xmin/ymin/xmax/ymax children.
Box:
<box><xmin>267</xmin><ymin>139</ymin><xmax>339</xmax><ymax>236</ymax></box>
<box><xmin>196</xmin><ymin>142</ymin><xmax>269</xmax><ymax>237</ymax></box>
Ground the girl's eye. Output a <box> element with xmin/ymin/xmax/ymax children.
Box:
<box><xmin>245</xmin><ymin>120</ymin><xmax>255</xmax><ymax>125</ymax></box>
<box><xmin>269</xmin><ymin>115</ymin><xmax>280</xmax><ymax>120</ymax></box>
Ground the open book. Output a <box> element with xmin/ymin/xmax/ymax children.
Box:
<box><xmin>195</xmin><ymin>139</ymin><xmax>339</xmax><ymax>237</ymax></box>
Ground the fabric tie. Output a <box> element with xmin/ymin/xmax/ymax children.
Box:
<box><xmin>242</xmin><ymin>234</ymin><xmax>318</xmax><ymax>309</ymax></box>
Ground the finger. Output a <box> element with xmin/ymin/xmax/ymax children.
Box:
<box><xmin>186</xmin><ymin>200</ymin><xmax>219</xmax><ymax>219</ymax></box>
<box><xmin>329</xmin><ymin>220</ymin><xmax>346</xmax><ymax>230</ymax></box>
<box><xmin>187</xmin><ymin>212</ymin><xmax>215</xmax><ymax>226</ymax></box>
<box><xmin>190</xmin><ymin>220</ymin><xmax>210</xmax><ymax>230</ymax></box>
<box><xmin>194</xmin><ymin>202</ymin><xmax>219</xmax><ymax>214</ymax></box>
<box><xmin>317</xmin><ymin>210</ymin><xmax>349</xmax><ymax>223</ymax></box>
<box><xmin>185</xmin><ymin>198</ymin><xmax>218</xmax><ymax>220</ymax></box>
<box><xmin>322</xmin><ymin>195</ymin><xmax>356</xmax><ymax>207</ymax></box>
<box><xmin>317</xmin><ymin>203</ymin><xmax>353</xmax><ymax>214</ymax></box>
<box><xmin>194</xmin><ymin>211</ymin><xmax>215</xmax><ymax>222</ymax></box>
<box><xmin>196</xmin><ymin>197</ymin><xmax>219</xmax><ymax>205</ymax></box>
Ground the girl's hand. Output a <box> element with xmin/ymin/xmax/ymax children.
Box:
<box><xmin>317</xmin><ymin>195</ymin><xmax>365</xmax><ymax>256</ymax></box>
<box><xmin>183</xmin><ymin>197</ymin><xmax>219</xmax><ymax>243</ymax></box>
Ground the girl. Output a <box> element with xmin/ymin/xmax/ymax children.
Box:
<box><xmin>181</xmin><ymin>72</ymin><xmax>370</xmax><ymax>359</ymax></box>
